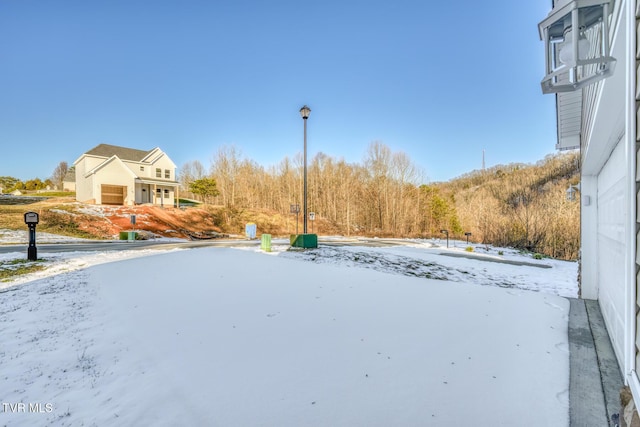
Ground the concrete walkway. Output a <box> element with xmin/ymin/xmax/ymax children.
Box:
<box><xmin>569</xmin><ymin>298</ymin><xmax>623</xmax><ymax>426</ymax></box>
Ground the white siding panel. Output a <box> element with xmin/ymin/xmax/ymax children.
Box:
<box><xmin>74</xmin><ymin>160</ymin><xmax>94</xmax><ymax>203</ymax></box>
<box><xmin>597</xmin><ymin>140</ymin><xmax>628</xmax><ymax>364</ymax></box>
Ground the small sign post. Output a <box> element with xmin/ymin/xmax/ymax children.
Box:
<box><xmin>24</xmin><ymin>211</ymin><xmax>39</xmax><ymax>261</ymax></box>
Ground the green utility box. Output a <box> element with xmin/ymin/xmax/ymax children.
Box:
<box><xmin>290</xmin><ymin>233</ymin><xmax>318</xmax><ymax>249</ymax></box>
<box><xmin>261</xmin><ymin>234</ymin><xmax>272</xmax><ymax>252</ymax></box>
<box><xmin>119</xmin><ymin>231</ymin><xmax>138</xmax><ymax>241</ymax></box>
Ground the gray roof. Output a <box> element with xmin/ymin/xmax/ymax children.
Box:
<box><xmin>85</xmin><ymin>144</ymin><xmax>152</xmax><ymax>162</ymax></box>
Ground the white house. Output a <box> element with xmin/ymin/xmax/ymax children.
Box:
<box><xmin>540</xmin><ymin>0</ymin><xmax>640</xmax><ymax>410</ymax></box>
<box><xmin>73</xmin><ymin>143</ymin><xmax>179</xmax><ymax>206</ymax></box>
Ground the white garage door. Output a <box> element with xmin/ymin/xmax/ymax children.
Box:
<box><xmin>597</xmin><ymin>139</ymin><xmax>627</xmax><ymax>364</ymax></box>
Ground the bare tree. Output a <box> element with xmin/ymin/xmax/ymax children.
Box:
<box><xmin>176</xmin><ymin>144</ymin><xmax>579</xmax><ymax>259</ymax></box>
<box><xmin>211</xmin><ymin>145</ymin><xmax>243</xmax><ymax>207</ymax></box>
<box><xmin>51</xmin><ymin>161</ymin><xmax>69</xmax><ymax>190</ymax></box>
<box><xmin>179</xmin><ymin>160</ymin><xmax>207</xmax><ymax>199</ymax></box>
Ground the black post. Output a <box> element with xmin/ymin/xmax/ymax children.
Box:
<box><xmin>441</xmin><ymin>229</ymin><xmax>449</xmax><ymax>248</ymax></box>
<box><xmin>28</xmin><ymin>225</ymin><xmax>37</xmax><ymax>261</ymax></box>
<box><xmin>24</xmin><ymin>211</ymin><xmax>39</xmax><ymax>261</ymax></box>
<box><xmin>303</xmin><ymin>115</ymin><xmax>308</xmax><ymax>234</ymax></box>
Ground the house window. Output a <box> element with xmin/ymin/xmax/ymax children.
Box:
<box><xmin>165</xmin><ymin>169</ymin><xmax>170</xmax><ymax>179</ymax></box>
<box><xmin>164</xmin><ymin>189</ymin><xmax>170</xmax><ymax>198</ymax></box>
<box><xmin>156</xmin><ymin>168</ymin><xmax>161</xmax><ymax>178</ymax></box>
<box><xmin>140</xmin><ymin>166</ymin><xmax>144</xmax><ymax>172</ymax></box>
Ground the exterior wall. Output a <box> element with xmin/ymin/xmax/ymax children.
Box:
<box><xmin>74</xmin><ymin>159</ymin><xmax>94</xmax><ymax>203</ymax></box>
<box><xmin>83</xmin><ymin>156</ymin><xmax>106</xmax><ymax>172</ymax></box>
<box><xmin>92</xmin><ymin>161</ymin><xmax>136</xmax><ymax>205</ymax></box>
<box><xmin>578</xmin><ymin>0</ymin><xmax>640</xmax><ymax>401</ymax></box>
<box><xmin>581</xmin><ymin>175</ymin><xmax>598</xmax><ymax>300</ymax></box>
<box><xmin>148</xmin><ymin>154</ymin><xmax>177</xmax><ymax>181</ymax></box>
<box><xmin>581</xmin><ymin>0</ymin><xmax>635</xmax><ymax>375</ymax></box>
<box><xmin>123</xmin><ymin>161</ymin><xmax>148</xmax><ymax>178</ymax></box>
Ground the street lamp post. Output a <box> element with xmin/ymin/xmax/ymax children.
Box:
<box><xmin>300</xmin><ymin>105</ymin><xmax>311</xmax><ymax>234</ymax></box>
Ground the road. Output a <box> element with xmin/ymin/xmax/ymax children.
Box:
<box><xmin>0</xmin><ymin>239</ymin><xmax>263</xmax><ymax>254</ymax></box>
<box><xmin>0</xmin><ymin>237</ymin><xmax>552</xmax><ymax>269</ymax></box>
<box><xmin>0</xmin><ymin>237</ymin><xmax>429</xmax><ymax>255</ymax></box>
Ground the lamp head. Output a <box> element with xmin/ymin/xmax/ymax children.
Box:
<box><xmin>538</xmin><ymin>0</ymin><xmax>615</xmax><ymax>94</ymax></box>
<box><xmin>299</xmin><ymin>105</ymin><xmax>311</xmax><ymax>119</ymax></box>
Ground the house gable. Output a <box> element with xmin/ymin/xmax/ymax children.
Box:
<box><xmin>88</xmin><ymin>155</ymin><xmax>138</xmax><ymax>180</ymax></box>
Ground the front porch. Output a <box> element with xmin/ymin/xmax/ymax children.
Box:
<box><xmin>135</xmin><ymin>179</ymin><xmax>180</xmax><ymax>207</ymax></box>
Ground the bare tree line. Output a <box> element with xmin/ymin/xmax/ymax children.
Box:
<box><xmin>179</xmin><ymin>143</ymin><xmax>580</xmax><ymax>259</ymax></box>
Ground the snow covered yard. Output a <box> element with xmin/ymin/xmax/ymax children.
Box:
<box><xmin>0</xmin><ymin>241</ymin><xmax>574</xmax><ymax>426</ymax></box>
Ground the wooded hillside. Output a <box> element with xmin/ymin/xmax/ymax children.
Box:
<box><xmin>179</xmin><ymin>143</ymin><xmax>580</xmax><ymax>259</ymax></box>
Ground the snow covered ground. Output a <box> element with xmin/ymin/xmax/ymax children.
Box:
<box><xmin>0</xmin><ymin>234</ymin><xmax>576</xmax><ymax>426</ymax></box>
<box><xmin>0</xmin><ymin>229</ymin><xmax>94</xmax><ymax>244</ymax></box>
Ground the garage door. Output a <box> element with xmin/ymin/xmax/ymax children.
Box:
<box><xmin>597</xmin><ymin>140</ymin><xmax>627</xmax><ymax>363</ymax></box>
<box><xmin>101</xmin><ymin>184</ymin><xmax>126</xmax><ymax>205</ymax></box>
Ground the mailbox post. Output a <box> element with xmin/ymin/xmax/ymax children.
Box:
<box><xmin>24</xmin><ymin>211</ymin><xmax>39</xmax><ymax>261</ymax></box>
<box><xmin>464</xmin><ymin>232</ymin><xmax>472</xmax><ymax>245</ymax></box>
<box><xmin>440</xmin><ymin>229</ymin><xmax>449</xmax><ymax>248</ymax></box>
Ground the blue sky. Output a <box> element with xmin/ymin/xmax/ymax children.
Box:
<box><xmin>0</xmin><ymin>1</ymin><xmax>557</xmax><ymax>183</ymax></box>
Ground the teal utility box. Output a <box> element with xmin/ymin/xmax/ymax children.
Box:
<box><xmin>261</xmin><ymin>234</ymin><xmax>272</xmax><ymax>252</ymax></box>
<box><xmin>290</xmin><ymin>233</ymin><xmax>318</xmax><ymax>249</ymax></box>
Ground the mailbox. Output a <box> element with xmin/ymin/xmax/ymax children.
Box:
<box><xmin>24</xmin><ymin>212</ymin><xmax>39</xmax><ymax>224</ymax></box>
<box><xmin>24</xmin><ymin>211</ymin><xmax>39</xmax><ymax>261</ymax></box>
